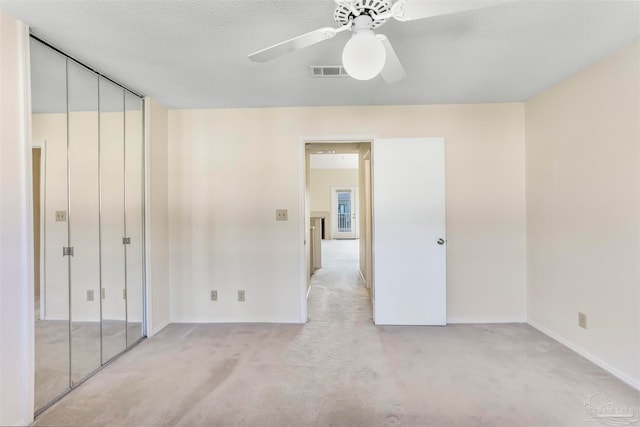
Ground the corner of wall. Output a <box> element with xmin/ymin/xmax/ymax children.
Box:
<box><xmin>0</xmin><ymin>11</ymin><xmax>35</xmax><ymax>426</ymax></box>
<box><xmin>144</xmin><ymin>97</ymin><xmax>171</xmax><ymax>336</ymax></box>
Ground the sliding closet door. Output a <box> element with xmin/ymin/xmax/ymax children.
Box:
<box><xmin>99</xmin><ymin>78</ymin><xmax>127</xmax><ymax>361</ymax></box>
<box><xmin>67</xmin><ymin>60</ymin><xmax>101</xmax><ymax>383</ymax></box>
<box><xmin>124</xmin><ymin>93</ymin><xmax>144</xmax><ymax>345</ymax></box>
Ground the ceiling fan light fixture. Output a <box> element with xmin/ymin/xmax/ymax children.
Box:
<box><xmin>342</xmin><ymin>30</ymin><xmax>386</xmax><ymax>81</ymax></box>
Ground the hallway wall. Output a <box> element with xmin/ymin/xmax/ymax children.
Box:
<box><xmin>167</xmin><ymin>104</ymin><xmax>526</xmax><ymax>323</ymax></box>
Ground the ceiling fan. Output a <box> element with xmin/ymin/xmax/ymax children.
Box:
<box><xmin>248</xmin><ymin>0</ymin><xmax>506</xmax><ymax>83</ymax></box>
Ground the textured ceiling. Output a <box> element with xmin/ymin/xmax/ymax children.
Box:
<box><xmin>1</xmin><ymin>0</ymin><xmax>638</xmax><ymax>110</ymax></box>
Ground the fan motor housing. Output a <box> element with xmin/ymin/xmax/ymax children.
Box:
<box><xmin>334</xmin><ymin>0</ymin><xmax>391</xmax><ymax>29</ymax></box>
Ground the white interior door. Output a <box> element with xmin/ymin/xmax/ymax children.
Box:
<box><xmin>332</xmin><ymin>187</ymin><xmax>357</xmax><ymax>239</ymax></box>
<box><xmin>372</xmin><ymin>137</ymin><xmax>446</xmax><ymax>325</ymax></box>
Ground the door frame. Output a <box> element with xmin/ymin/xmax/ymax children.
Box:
<box><xmin>331</xmin><ymin>186</ymin><xmax>358</xmax><ymax>239</ymax></box>
<box><xmin>299</xmin><ymin>135</ymin><xmax>375</xmax><ymax>323</ymax></box>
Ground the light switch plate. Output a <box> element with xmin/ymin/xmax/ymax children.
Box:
<box><xmin>276</xmin><ymin>209</ymin><xmax>288</xmax><ymax>221</ymax></box>
<box><xmin>87</xmin><ymin>289</ymin><xmax>94</xmax><ymax>301</ymax></box>
<box><xmin>210</xmin><ymin>290</ymin><xmax>218</xmax><ymax>301</ymax></box>
<box><xmin>56</xmin><ymin>211</ymin><xmax>67</xmax><ymax>222</ymax></box>
<box><xmin>237</xmin><ymin>290</ymin><xmax>245</xmax><ymax>302</ymax></box>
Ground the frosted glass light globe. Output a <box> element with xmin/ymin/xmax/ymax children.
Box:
<box><xmin>342</xmin><ymin>31</ymin><xmax>386</xmax><ymax>81</ymax></box>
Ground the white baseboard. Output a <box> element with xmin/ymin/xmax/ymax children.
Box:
<box><xmin>447</xmin><ymin>316</ymin><xmax>526</xmax><ymax>324</ymax></box>
<box><xmin>358</xmin><ymin>270</ymin><xmax>366</xmax><ymax>287</ymax></box>
<box><xmin>149</xmin><ymin>320</ymin><xmax>170</xmax><ymax>337</ymax></box>
<box><xmin>528</xmin><ymin>319</ymin><xmax>640</xmax><ymax>390</ymax></box>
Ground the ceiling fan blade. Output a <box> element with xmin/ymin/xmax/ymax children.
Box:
<box><xmin>377</xmin><ymin>35</ymin><xmax>407</xmax><ymax>84</ymax></box>
<box><xmin>392</xmin><ymin>0</ymin><xmax>508</xmax><ymax>22</ymax></box>
<box><xmin>249</xmin><ymin>27</ymin><xmax>340</xmax><ymax>63</ymax></box>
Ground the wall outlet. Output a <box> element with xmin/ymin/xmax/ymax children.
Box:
<box><xmin>276</xmin><ymin>209</ymin><xmax>288</xmax><ymax>221</ymax></box>
<box><xmin>237</xmin><ymin>290</ymin><xmax>245</xmax><ymax>302</ymax></box>
<box><xmin>55</xmin><ymin>210</ymin><xmax>67</xmax><ymax>222</ymax></box>
<box><xmin>210</xmin><ymin>290</ymin><xmax>218</xmax><ymax>301</ymax></box>
<box><xmin>87</xmin><ymin>289</ymin><xmax>94</xmax><ymax>301</ymax></box>
<box><xmin>578</xmin><ymin>312</ymin><xmax>587</xmax><ymax>329</ymax></box>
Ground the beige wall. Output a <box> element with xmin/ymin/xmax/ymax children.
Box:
<box><xmin>168</xmin><ymin>103</ymin><xmax>526</xmax><ymax>323</ymax></box>
<box><xmin>0</xmin><ymin>11</ymin><xmax>34</xmax><ymax>426</ymax></box>
<box><xmin>526</xmin><ymin>42</ymin><xmax>640</xmax><ymax>388</ymax></box>
<box><xmin>145</xmin><ymin>97</ymin><xmax>171</xmax><ymax>336</ymax></box>
<box><xmin>310</xmin><ymin>168</ymin><xmax>358</xmax><ymax>240</ymax></box>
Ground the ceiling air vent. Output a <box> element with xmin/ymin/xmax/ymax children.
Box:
<box><xmin>310</xmin><ymin>65</ymin><xmax>349</xmax><ymax>78</ymax></box>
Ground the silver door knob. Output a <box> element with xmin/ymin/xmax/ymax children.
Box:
<box><xmin>437</xmin><ymin>238</ymin><xmax>445</xmax><ymax>245</ymax></box>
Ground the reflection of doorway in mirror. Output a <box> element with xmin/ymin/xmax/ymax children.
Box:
<box><xmin>32</xmin><ymin>144</ymin><xmax>46</xmax><ymax>320</ymax></box>
<box><xmin>32</xmin><ymin>147</ymin><xmax>41</xmax><ymax>312</ymax></box>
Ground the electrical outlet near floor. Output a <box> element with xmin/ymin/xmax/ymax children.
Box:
<box><xmin>578</xmin><ymin>312</ymin><xmax>587</xmax><ymax>329</ymax></box>
<box><xmin>87</xmin><ymin>289</ymin><xmax>94</xmax><ymax>302</ymax></box>
<box><xmin>237</xmin><ymin>290</ymin><xmax>245</xmax><ymax>302</ymax></box>
<box><xmin>210</xmin><ymin>290</ymin><xmax>218</xmax><ymax>301</ymax></box>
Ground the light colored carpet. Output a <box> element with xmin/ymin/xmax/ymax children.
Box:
<box><xmin>34</xmin><ymin>240</ymin><xmax>639</xmax><ymax>426</ymax></box>
<box><xmin>35</xmin><ymin>306</ymin><xmax>144</xmax><ymax>410</ymax></box>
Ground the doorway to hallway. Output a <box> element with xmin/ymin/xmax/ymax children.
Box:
<box><xmin>304</xmin><ymin>141</ymin><xmax>373</xmax><ymax>321</ymax></box>
<box><xmin>302</xmin><ymin>137</ymin><xmax>447</xmax><ymax>326</ymax></box>
<box><xmin>307</xmin><ymin>239</ymin><xmax>371</xmax><ymax>322</ymax></box>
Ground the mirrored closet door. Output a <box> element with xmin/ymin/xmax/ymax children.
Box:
<box><xmin>31</xmin><ymin>37</ymin><xmax>70</xmax><ymax>412</ymax></box>
<box><xmin>31</xmin><ymin>37</ymin><xmax>146</xmax><ymax>414</ymax></box>
<box><xmin>125</xmin><ymin>93</ymin><xmax>145</xmax><ymax>346</ymax></box>
<box><xmin>100</xmin><ymin>78</ymin><xmax>127</xmax><ymax>363</ymax></box>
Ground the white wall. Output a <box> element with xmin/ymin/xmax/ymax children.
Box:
<box><xmin>309</xmin><ymin>168</ymin><xmax>358</xmax><ymax>240</ymax></box>
<box><xmin>145</xmin><ymin>97</ymin><xmax>170</xmax><ymax>336</ymax></box>
<box><xmin>0</xmin><ymin>11</ymin><xmax>34</xmax><ymax>426</ymax></box>
<box><xmin>168</xmin><ymin>104</ymin><xmax>526</xmax><ymax>323</ymax></box>
<box><xmin>525</xmin><ymin>41</ymin><xmax>640</xmax><ymax>388</ymax></box>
